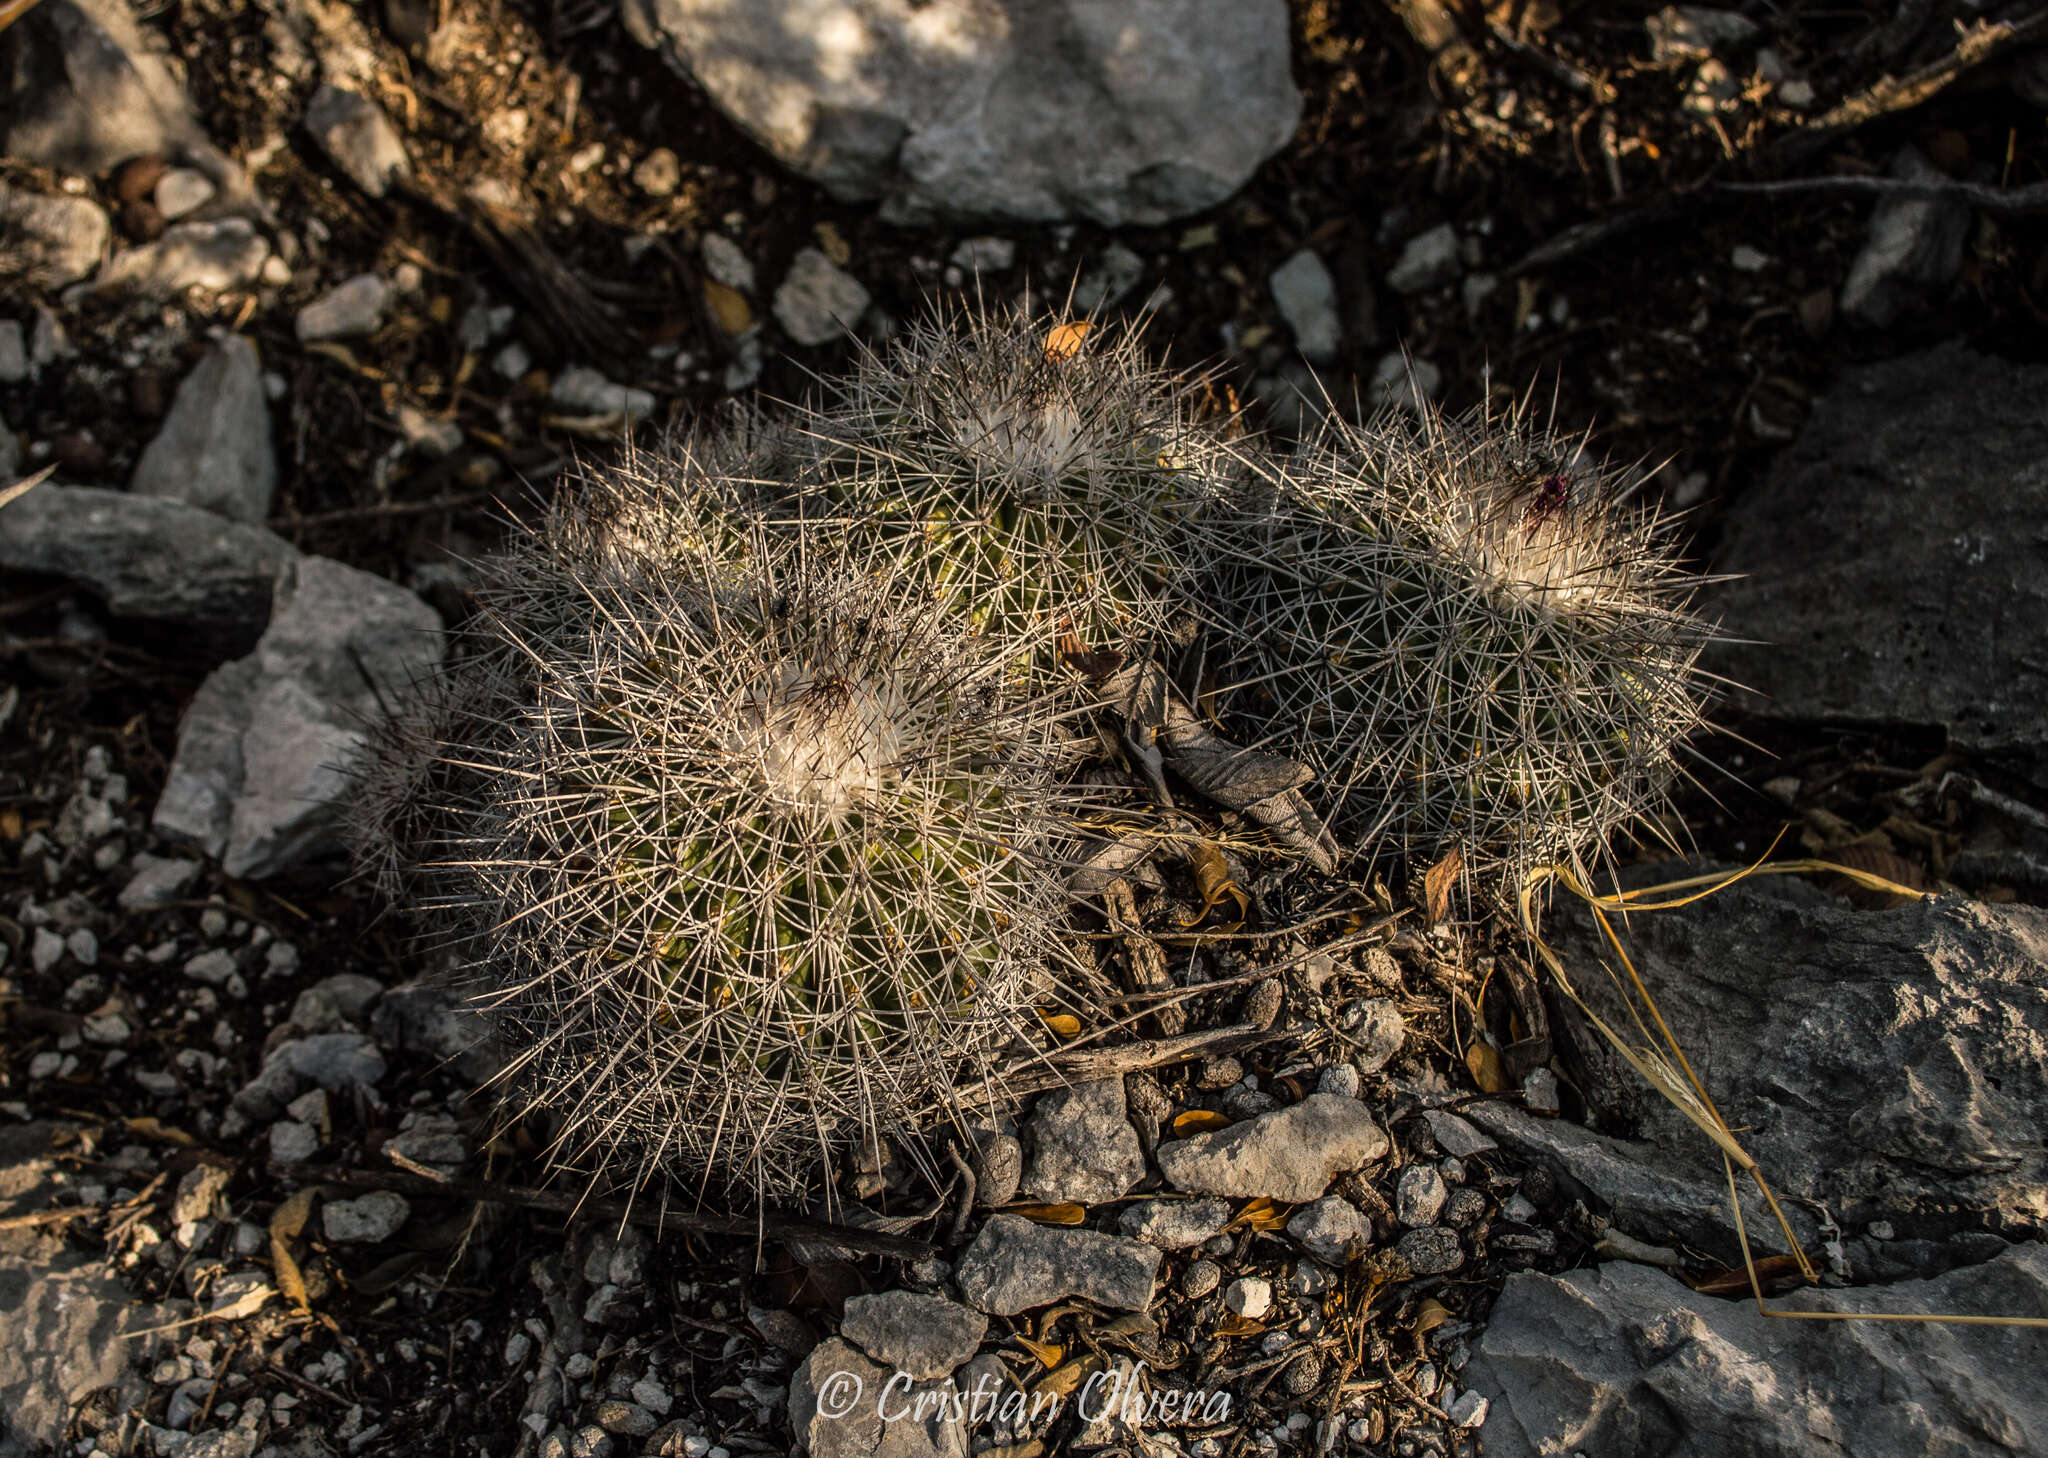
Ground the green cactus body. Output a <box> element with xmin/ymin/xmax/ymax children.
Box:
<box><xmin>1215</xmin><ymin>401</ymin><xmax>1711</xmax><ymax>892</ymax></box>
<box><xmin>807</xmin><ymin>305</ymin><xmax>1241</xmax><ymax>663</ymax></box>
<box><xmin>371</xmin><ymin>453</ymin><xmax>1069</xmax><ymax>1203</ymax></box>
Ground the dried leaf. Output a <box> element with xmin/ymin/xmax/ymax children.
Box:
<box><xmin>1213</xmin><ymin>1313</ymin><xmax>1265</xmax><ymax>1337</ymax></box>
<box><xmin>702</xmin><ymin>278</ymin><xmax>752</xmax><ymax>336</ymax></box>
<box><xmin>269</xmin><ymin>1187</ymin><xmax>317</xmax><ymax>1313</ymax></box>
<box><xmin>1043</xmin><ymin>321</ymin><xmax>1092</xmax><ymax>361</ymax></box>
<box><xmin>1010</xmin><ymin>1202</ymin><xmax>1087</xmax><ymax>1226</ymax></box>
<box><xmin>122</xmin><ymin>1117</ymin><xmax>196</xmax><ymax>1146</ymax></box>
<box><xmin>1012</xmin><ymin>1335</ymin><xmax>1064</xmax><ymax>1368</ymax></box>
<box><xmin>1034</xmin><ymin>1357</ymin><xmax>1092</xmax><ymax>1397</ymax></box>
<box><xmin>1423</xmin><ymin>845</ymin><xmax>1465</xmax><ymax>929</ymax></box>
<box><xmin>1040</xmin><ymin>1011</ymin><xmax>1082</xmax><ymax>1039</ymax></box>
<box><xmin>269</xmin><ymin>1187</ymin><xmax>316</xmax><ymax>1243</ymax></box>
<box><xmin>1412</xmin><ymin>1298</ymin><xmax>1453</xmax><ymax>1334</ymax></box>
<box><xmin>1826</xmin><ymin>843</ymin><xmax>1928</xmax><ymax>909</ymax></box>
<box><xmin>1172</xmin><ymin>1110</ymin><xmax>1232</xmax><ymax>1136</ymax></box>
<box><xmin>209</xmin><ymin>1281</ymin><xmax>274</xmax><ymax>1321</ymax></box>
<box><xmin>1465</xmin><ymin>1040</ymin><xmax>1510</xmax><ymax>1094</ymax></box>
<box><xmin>1690</xmin><ymin>1254</ymin><xmax>1806</xmax><ymax>1296</ymax></box>
<box><xmin>1181</xmin><ymin>840</ymin><xmax>1249</xmax><ymax>928</ymax></box>
<box><xmin>1228</xmin><ymin>1196</ymin><xmax>1290</xmax><ymax>1232</ymax></box>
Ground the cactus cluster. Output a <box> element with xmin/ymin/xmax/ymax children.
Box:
<box><xmin>351</xmin><ymin>305</ymin><xmax>1713</xmax><ymax>1205</ymax></box>
<box><xmin>1211</xmin><ymin>399</ymin><xmax>1712</xmax><ymax>886</ymax></box>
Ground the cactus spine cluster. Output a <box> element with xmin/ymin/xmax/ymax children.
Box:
<box><xmin>353</xmin><ymin>305</ymin><xmax>1714</xmax><ymax>1205</ymax></box>
<box><xmin>1212</xmin><ymin>398</ymin><xmax>1711</xmax><ymax>886</ymax></box>
<box><xmin>805</xmin><ymin>302</ymin><xmax>1241</xmax><ymax>660</ymax></box>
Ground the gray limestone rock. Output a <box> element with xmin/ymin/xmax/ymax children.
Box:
<box><xmin>1534</xmin><ymin>864</ymin><xmax>2048</xmax><ymax>1259</ymax></box>
<box><xmin>302</xmin><ymin>84</ymin><xmax>411</xmax><ymax>199</ymax></box>
<box><xmin>1286</xmin><ymin>1196</ymin><xmax>1372</xmax><ymax>1264</ymax></box>
<box><xmin>130</xmin><ymin>336</ymin><xmax>276</xmax><ymax>523</ymax></box>
<box><xmin>294</xmin><ymin>273</ymin><xmax>391</xmax><ymax>342</ymax></box>
<box><xmin>321</xmin><ymin>1191</ymin><xmax>409</xmax><ymax>1244</ymax></box>
<box><xmin>0</xmin><ymin>1252</ymin><xmax>166</xmax><ymax>1457</ymax></box>
<box><xmin>153</xmin><ymin>554</ymin><xmax>443</xmax><ymax>879</ymax></box>
<box><xmin>1395</xmin><ymin>1165</ymin><xmax>1448</xmax><ymax>1228</ymax></box>
<box><xmin>1467</xmin><ymin>1245</ymin><xmax>2048</xmax><ymax>1458</ymax></box>
<box><xmin>618</xmin><ymin>0</ymin><xmax>1299</xmax><ymax>227</ymax></box>
<box><xmin>0</xmin><ymin>484</ymin><xmax>295</xmax><ymax>640</ymax></box>
<box><xmin>97</xmin><ymin>219</ymin><xmax>270</xmax><ymax>296</ymax></box>
<box><xmin>0</xmin><ymin>186</ymin><xmax>110</xmax><ymax>291</ymax></box>
<box><xmin>2</xmin><ymin>0</ymin><xmax>255</xmax><ymax>208</ymax></box>
<box><xmin>772</xmin><ymin>248</ymin><xmax>870</xmax><ymax>346</ymax></box>
<box><xmin>1707</xmin><ymin>345</ymin><xmax>2048</xmax><ymax>778</ymax></box>
<box><xmin>1269</xmin><ymin>249</ymin><xmax>1340</xmax><ymax>361</ymax></box>
<box><xmin>1021</xmin><ymin>1078</ymin><xmax>1145</xmax><ymax>1206</ymax></box>
<box><xmin>953</xmin><ymin>1215</ymin><xmax>1160</xmax><ymax>1316</ymax></box>
<box><xmin>1840</xmin><ymin>146</ymin><xmax>1971</xmax><ymax>329</ymax></box>
<box><xmin>1116</xmin><ymin>1197</ymin><xmax>1232</xmax><ymax>1250</ymax></box>
<box><xmin>840</xmin><ymin>1291</ymin><xmax>987</xmax><ymax>1380</ymax></box>
<box><xmin>1155</xmin><ymin>1093</ymin><xmax>1389</xmax><ymax>1203</ymax></box>
<box><xmin>788</xmin><ymin>1338</ymin><xmax>969</xmax><ymax>1458</ymax></box>
<box><xmin>117</xmin><ymin>853</ymin><xmax>202</xmax><ymax>911</ymax></box>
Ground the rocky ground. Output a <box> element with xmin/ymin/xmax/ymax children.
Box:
<box><xmin>3</xmin><ymin>1</ymin><xmax>2048</xmax><ymax>1457</ymax></box>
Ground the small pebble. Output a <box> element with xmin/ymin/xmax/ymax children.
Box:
<box><xmin>1181</xmin><ymin>1259</ymin><xmax>1222</xmax><ymax>1298</ymax></box>
<box><xmin>633</xmin><ymin>148</ymin><xmax>680</xmax><ymax>197</ymax></box>
<box><xmin>154</xmin><ymin>168</ymin><xmax>215</xmax><ymax>221</ymax></box>
<box><xmin>1223</xmin><ymin>1276</ymin><xmax>1273</xmax><ymax>1320</ymax></box>
<box><xmin>1395</xmin><ymin>1165</ymin><xmax>1448</xmax><ymax>1227</ymax></box>
<box><xmin>1316</xmin><ymin>1063</ymin><xmax>1362</xmax><ymax>1100</ymax></box>
<box><xmin>1395</xmin><ymin>1225</ymin><xmax>1464</xmax><ymax>1276</ymax></box>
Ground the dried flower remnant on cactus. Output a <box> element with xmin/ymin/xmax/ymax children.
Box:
<box><xmin>354</xmin><ymin>455</ymin><xmax>1074</xmax><ymax>1204</ymax></box>
<box><xmin>1215</xmin><ymin>396</ymin><xmax>1715</xmax><ymax>894</ymax></box>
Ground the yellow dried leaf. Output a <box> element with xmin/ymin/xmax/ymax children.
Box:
<box><xmin>702</xmin><ymin>279</ymin><xmax>753</xmax><ymax>336</ymax></box>
<box><xmin>1012</xmin><ymin>1335</ymin><xmax>1064</xmax><ymax>1368</ymax></box>
<box><xmin>1413</xmin><ymin>1298</ymin><xmax>1453</xmax><ymax>1334</ymax></box>
<box><xmin>1040</xmin><ymin>1011</ymin><xmax>1081</xmax><ymax>1038</ymax></box>
<box><xmin>1180</xmin><ymin>840</ymin><xmax>1249</xmax><ymax>928</ymax></box>
<box><xmin>269</xmin><ymin>1186</ymin><xmax>315</xmax><ymax>1243</ymax></box>
<box><xmin>269</xmin><ymin>1187</ymin><xmax>317</xmax><ymax>1313</ymax></box>
<box><xmin>1043</xmin><ymin>321</ymin><xmax>1092</xmax><ymax>362</ymax></box>
<box><xmin>1214</xmin><ymin>1313</ymin><xmax>1264</xmax><ymax>1337</ymax></box>
<box><xmin>1011</xmin><ymin>1202</ymin><xmax>1087</xmax><ymax>1225</ymax></box>
<box><xmin>1423</xmin><ymin>845</ymin><xmax>1464</xmax><ymax>929</ymax></box>
<box><xmin>1465</xmin><ymin>1040</ymin><xmax>1510</xmax><ymax>1094</ymax></box>
<box><xmin>1034</xmin><ymin>1357</ymin><xmax>1092</xmax><ymax>1397</ymax></box>
<box><xmin>1229</xmin><ymin>1196</ymin><xmax>1291</xmax><ymax>1232</ymax></box>
<box><xmin>1173</xmin><ymin>1110</ymin><xmax>1232</xmax><ymax>1136</ymax></box>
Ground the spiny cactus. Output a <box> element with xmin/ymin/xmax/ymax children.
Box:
<box><xmin>802</xmin><ymin>299</ymin><xmax>1246</xmax><ymax>660</ymax></box>
<box><xmin>361</xmin><ymin>465</ymin><xmax>1077</xmax><ymax>1203</ymax></box>
<box><xmin>1213</xmin><ymin>396</ymin><xmax>1713</xmax><ymax>892</ymax></box>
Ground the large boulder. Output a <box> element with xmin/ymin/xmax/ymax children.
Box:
<box><xmin>1467</xmin><ymin>1244</ymin><xmax>2048</xmax><ymax>1458</ymax></box>
<box><xmin>1708</xmin><ymin>345</ymin><xmax>2048</xmax><ymax>780</ymax></box>
<box><xmin>1512</xmin><ymin>866</ymin><xmax>2048</xmax><ymax>1266</ymax></box>
<box><xmin>618</xmin><ymin>0</ymin><xmax>1300</xmax><ymax>226</ymax></box>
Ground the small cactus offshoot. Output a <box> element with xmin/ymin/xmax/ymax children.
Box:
<box><xmin>1214</xmin><ymin>397</ymin><xmax>1713</xmax><ymax>892</ymax></box>
<box><xmin>369</xmin><ymin>470</ymin><xmax>1073</xmax><ymax>1203</ymax></box>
